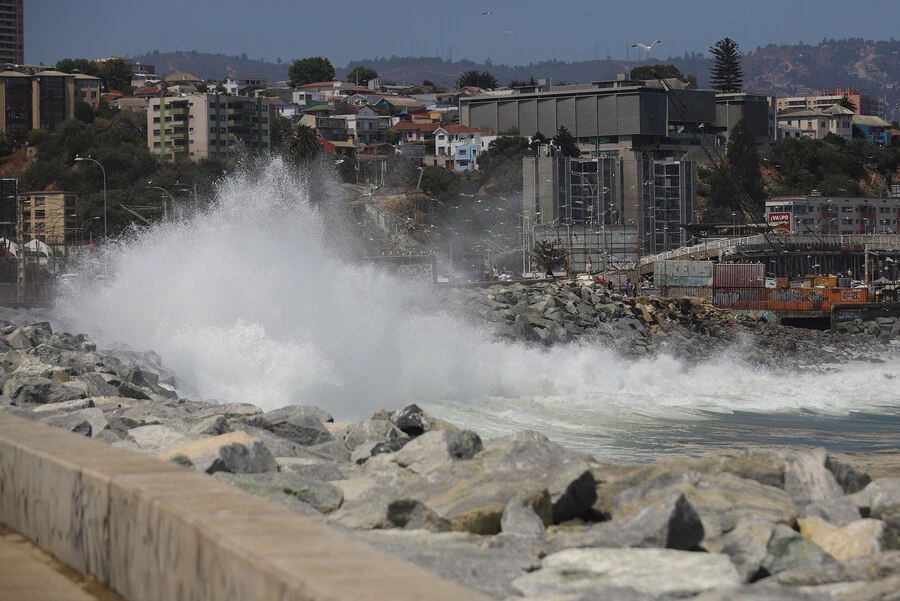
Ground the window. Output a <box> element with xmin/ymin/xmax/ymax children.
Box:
<box><xmin>35</xmin><ymin>197</ymin><xmax>45</xmax><ymax>206</ymax></box>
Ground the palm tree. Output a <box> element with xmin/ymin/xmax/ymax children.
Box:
<box><xmin>286</xmin><ymin>124</ymin><xmax>320</xmax><ymax>162</ymax></box>
<box><xmin>530</xmin><ymin>240</ymin><xmax>569</xmax><ymax>279</ymax></box>
<box><xmin>456</xmin><ymin>70</ymin><xmax>497</xmax><ymax>90</ymax></box>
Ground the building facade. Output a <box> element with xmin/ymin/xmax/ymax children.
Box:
<box><xmin>0</xmin><ymin>69</ymin><xmax>100</xmax><ymax>136</ymax></box>
<box><xmin>765</xmin><ymin>194</ymin><xmax>900</xmax><ymax>234</ymax></box>
<box><xmin>776</xmin><ymin>105</ymin><xmax>855</xmax><ymax>141</ymax></box>
<box><xmin>20</xmin><ymin>190</ymin><xmax>80</xmax><ymax>246</ymax></box>
<box><xmin>147</xmin><ymin>93</ymin><xmax>271</xmax><ymax>161</ymax></box>
<box><xmin>523</xmin><ymin>152</ymin><xmax>697</xmax><ymax>272</ymax></box>
<box><xmin>777</xmin><ymin>87</ymin><xmax>885</xmax><ymax>118</ymax></box>
<box><xmin>0</xmin><ymin>0</ymin><xmax>23</xmax><ymax>67</ymax></box>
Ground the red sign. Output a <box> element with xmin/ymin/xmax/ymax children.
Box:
<box><xmin>767</xmin><ymin>212</ymin><xmax>791</xmax><ymax>232</ymax></box>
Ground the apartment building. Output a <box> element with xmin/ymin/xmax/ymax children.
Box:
<box><xmin>777</xmin><ymin>87</ymin><xmax>885</xmax><ymax>118</ymax></box>
<box><xmin>147</xmin><ymin>93</ymin><xmax>271</xmax><ymax>161</ymax></box>
<box><xmin>766</xmin><ymin>194</ymin><xmax>900</xmax><ymax>234</ymax></box>
<box><xmin>0</xmin><ymin>0</ymin><xmax>23</xmax><ymax>67</ymax></box>
<box><xmin>0</xmin><ymin>68</ymin><xmax>99</xmax><ymax>136</ymax></box>
<box><xmin>20</xmin><ymin>190</ymin><xmax>80</xmax><ymax>246</ymax></box>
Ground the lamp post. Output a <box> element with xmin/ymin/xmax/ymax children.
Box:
<box><xmin>74</xmin><ymin>156</ymin><xmax>106</xmax><ymax>238</ymax></box>
<box><xmin>147</xmin><ymin>185</ymin><xmax>173</xmax><ymax>222</ymax></box>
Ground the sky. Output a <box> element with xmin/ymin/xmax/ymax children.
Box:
<box><xmin>27</xmin><ymin>0</ymin><xmax>899</xmax><ymax>70</ymax></box>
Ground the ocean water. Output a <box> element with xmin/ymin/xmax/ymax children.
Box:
<box><xmin>50</xmin><ymin>157</ymin><xmax>900</xmax><ymax>463</ymax></box>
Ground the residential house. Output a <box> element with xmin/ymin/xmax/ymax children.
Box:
<box><xmin>394</xmin><ymin>121</ymin><xmax>439</xmax><ymax>144</ymax></box>
<box><xmin>853</xmin><ymin>115</ymin><xmax>892</xmax><ymax>146</ymax></box>
<box><xmin>112</xmin><ymin>97</ymin><xmax>148</xmax><ymax>113</ymax></box>
<box><xmin>373</xmin><ymin>96</ymin><xmax>424</xmax><ymax>114</ymax></box>
<box><xmin>163</xmin><ymin>72</ymin><xmax>204</xmax><ymax>94</ymax></box>
<box><xmin>347</xmin><ymin>105</ymin><xmax>390</xmax><ymax>144</ymax></box>
<box><xmin>268</xmin><ymin>97</ymin><xmax>303</xmax><ymax>121</ymax></box>
<box><xmin>223</xmin><ymin>75</ymin><xmax>270</xmax><ymax>97</ymax></box>
<box><xmin>776</xmin><ymin>105</ymin><xmax>854</xmax><ymax>141</ymax></box>
<box><xmin>434</xmin><ymin>124</ymin><xmax>482</xmax><ymax>156</ymax></box>
<box><xmin>314</xmin><ymin>114</ymin><xmax>350</xmax><ymax>141</ymax></box>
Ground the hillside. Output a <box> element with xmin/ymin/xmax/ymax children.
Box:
<box><xmin>132</xmin><ymin>38</ymin><xmax>900</xmax><ymax>114</ymax></box>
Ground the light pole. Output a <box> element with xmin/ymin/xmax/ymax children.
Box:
<box><xmin>75</xmin><ymin>156</ymin><xmax>106</xmax><ymax>238</ymax></box>
<box><xmin>147</xmin><ymin>185</ymin><xmax>173</xmax><ymax>222</ymax></box>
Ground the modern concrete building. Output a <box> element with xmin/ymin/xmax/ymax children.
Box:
<box><xmin>461</xmin><ymin>77</ymin><xmax>719</xmax><ymax>161</ymax></box>
<box><xmin>714</xmin><ymin>92</ymin><xmax>778</xmax><ymax>153</ymax></box>
<box><xmin>147</xmin><ymin>93</ymin><xmax>271</xmax><ymax>161</ymax></box>
<box><xmin>766</xmin><ymin>194</ymin><xmax>900</xmax><ymax>234</ymax></box>
<box><xmin>523</xmin><ymin>152</ymin><xmax>697</xmax><ymax>273</ymax></box>
<box><xmin>0</xmin><ymin>0</ymin><xmax>23</xmax><ymax>67</ymax></box>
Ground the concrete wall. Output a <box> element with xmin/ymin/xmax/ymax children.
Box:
<box><xmin>0</xmin><ymin>413</ymin><xmax>490</xmax><ymax>601</ymax></box>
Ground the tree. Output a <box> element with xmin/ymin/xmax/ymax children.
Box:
<box><xmin>477</xmin><ymin>132</ymin><xmax>532</xmax><ymax>196</ymax></box>
<box><xmin>629</xmin><ymin>64</ymin><xmax>684</xmax><ymax>81</ymax></box>
<box><xmin>288</xmin><ymin>57</ymin><xmax>335</xmax><ymax>88</ymax></box>
<box><xmin>55</xmin><ymin>58</ymin><xmax>100</xmax><ymax>77</ymax></box>
<box><xmin>708</xmin><ymin>38</ymin><xmax>744</xmax><ymax>93</ymax></box>
<box><xmin>73</xmin><ymin>101</ymin><xmax>94</xmax><ymax>124</ymax></box>
<box><xmin>286</xmin><ymin>124</ymin><xmax>320</xmax><ymax>162</ymax></box>
<box><xmin>553</xmin><ymin>126</ymin><xmax>580</xmax><ymax>157</ymax></box>
<box><xmin>530</xmin><ymin>240</ymin><xmax>569</xmax><ymax>278</ymax></box>
<box><xmin>100</xmin><ymin>57</ymin><xmax>133</xmax><ymax>92</ymax></box>
<box><xmin>456</xmin><ymin>70</ymin><xmax>497</xmax><ymax>90</ymax></box>
<box><xmin>383</xmin><ymin>128</ymin><xmax>400</xmax><ymax>145</ymax></box>
<box><xmin>347</xmin><ymin>66</ymin><xmax>378</xmax><ymax>85</ymax></box>
<box><xmin>702</xmin><ymin>119</ymin><xmax>764</xmax><ymax>222</ymax></box>
<box><xmin>838</xmin><ymin>95</ymin><xmax>858</xmax><ymax>112</ymax></box>
<box><xmin>268</xmin><ymin>113</ymin><xmax>294</xmax><ymax>154</ymax></box>
<box><xmin>529</xmin><ymin>131</ymin><xmax>550</xmax><ymax>153</ymax></box>
<box><xmin>509</xmin><ymin>75</ymin><xmax>538</xmax><ymax>88</ymax></box>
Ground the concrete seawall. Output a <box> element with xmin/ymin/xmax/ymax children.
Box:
<box><xmin>0</xmin><ymin>413</ymin><xmax>491</xmax><ymax>601</ymax></box>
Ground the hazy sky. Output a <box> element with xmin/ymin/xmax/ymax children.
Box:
<box><xmin>27</xmin><ymin>0</ymin><xmax>899</xmax><ymax>69</ymax></box>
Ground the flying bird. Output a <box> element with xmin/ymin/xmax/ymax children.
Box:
<box><xmin>631</xmin><ymin>40</ymin><xmax>661</xmax><ymax>51</ymax></box>
<box><xmin>504</xmin><ymin>31</ymin><xmax>515</xmax><ymax>35</ymax></box>
<box><xmin>482</xmin><ymin>11</ymin><xmax>492</xmax><ymax>15</ymax></box>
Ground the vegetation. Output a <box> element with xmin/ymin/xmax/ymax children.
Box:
<box><xmin>285</xmin><ymin>124</ymin><xmax>321</xmax><ymax>163</ymax></box>
<box><xmin>702</xmin><ymin>119</ymin><xmax>765</xmax><ymax>223</ymax></box>
<box><xmin>288</xmin><ymin>57</ymin><xmax>335</xmax><ymax>87</ymax></box>
<box><xmin>346</xmin><ymin>66</ymin><xmax>378</xmax><ymax>85</ymax></box>
<box><xmin>55</xmin><ymin>56</ymin><xmax>133</xmax><ymax>93</ymax></box>
<box><xmin>553</xmin><ymin>126</ymin><xmax>580</xmax><ymax>158</ymax></box>
<box><xmin>708</xmin><ymin>38</ymin><xmax>744</xmax><ymax>93</ymax></box>
<box><xmin>476</xmin><ymin>128</ymin><xmax>533</xmax><ymax>196</ymax></box>
<box><xmin>456</xmin><ymin>70</ymin><xmax>497</xmax><ymax>90</ymax></box>
<box><xmin>530</xmin><ymin>240</ymin><xmax>569</xmax><ymax>278</ymax></box>
<box><xmin>509</xmin><ymin>75</ymin><xmax>538</xmax><ymax>88</ymax></box>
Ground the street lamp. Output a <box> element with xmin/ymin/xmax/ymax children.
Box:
<box><xmin>147</xmin><ymin>185</ymin><xmax>173</xmax><ymax>222</ymax></box>
<box><xmin>74</xmin><ymin>156</ymin><xmax>106</xmax><ymax>238</ymax></box>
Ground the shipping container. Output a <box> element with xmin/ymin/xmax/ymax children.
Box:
<box><xmin>654</xmin><ymin>261</ymin><xmax>714</xmax><ymax>287</ymax></box>
<box><xmin>659</xmin><ymin>286</ymin><xmax>713</xmax><ymax>302</ymax></box>
<box><xmin>776</xmin><ymin>277</ymin><xmax>790</xmax><ymax>289</ymax></box>
<box><xmin>812</xmin><ymin>276</ymin><xmax>838</xmax><ymax>288</ymax></box>
<box><xmin>714</xmin><ymin>264</ymin><xmax>765</xmax><ymax>288</ymax></box>
<box><xmin>713</xmin><ymin>287</ymin><xmax>868</xmax><ymax>312</ymax></box>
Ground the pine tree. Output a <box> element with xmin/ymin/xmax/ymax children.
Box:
<box><xmin>708</xmin><ymin>38</ymin><xmax>744</xmax><ymax>93</ymax></box>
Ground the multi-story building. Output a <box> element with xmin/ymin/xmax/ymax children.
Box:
<box><xmin>766</xmin><ymin>194</ymin><xmax>900</xmax><ymax>234</ymax></box>
<box><xmin>20</xmin><ymin>190</ymin><xmax>80</xmax><ymax>246</ymax></box>
<box><xmin>524</xmin><ymin>153</ymin><xmax>697</xmax><ymax>269</ymax></box>
<box><xmin>223</xmin><ymin>75</ymin><xmax>270</xmax><ymax>97</ymax></box>
<box><xmin>777</xmin><ymin>87</ymin><xmax>885</xmax><ymax>118</ymax></box>
<box><xmin>147</xmin><ymin>93</ymin><xmax>271</xmax><ymax>161</ymax></box>
<box><xmin>777</xmin><ymin>105</ymin><xmax>855</xmax><ymax>141</ymax></box>
<box><xmin>714</xmin><ymin>92</ymin><xmax>778</xmax><ymax>153</ymax></box>
<box><xmin>0</xmin><ymin>0</ymin><xmax>23</xmax><ymax>67</ymax></box>
<box><xmin>0</xmin><ymin>68</ymin><xmax>100</xmax><ymax>136</ymax></box>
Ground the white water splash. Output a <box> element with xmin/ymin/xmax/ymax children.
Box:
<box><xmin>53</xmin><ymin>157</ymin><xmax>900</xmax><ymax>438</ymax></box>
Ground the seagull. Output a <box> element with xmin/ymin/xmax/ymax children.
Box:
<box><xmin>631</xmin><ymin>40</ymin><xmax>661</xmax><ymax>51</ymax></box>
<box><xmin>504</xmin><ymin>31</ymin><xmax>515</xmax><ymax>35</ymax></box>
<box><xmin>334</xmin><ymin>157</ymin><xmax>345</xmax><ymax>165</ymax></box>
<box><xmin>482</xmin><ymin>11</ymin><xmax>492</xmax><ymax>15</ymax></box>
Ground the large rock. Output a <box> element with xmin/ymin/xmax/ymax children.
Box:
<box><xmin>766</xmin><ymin>550</ymin><xmax>900</xmax><ymax>587</ymax></box>
<box><xmin>611</xmin><ymin>470</ymin><xmax>796</xmax><ymax>540</ymax></box>
<box><xmin>367</xmin><ymin>429</ymin><xmax>482</xmax><ymax>475</ymax></box>
<box><xmin>511</xmin><ymin>548</ymin><xmax>741</xmax><ymax>599</ymax></box>
<box><xmin>549</xmin><ymin>490</ymin><xmax>703</xmax><ymax>553</ymax></box>
<box><xmin>702</xmin><ymin>516</ymin><xmax>778</xmax><ymax>583</ymax></box>
<box><xmin>361</xmin><ymin>430</ymin><xmax>596</xmax><ymax>534</ymax></box>
<box><xmin>3</xmin><ymin>377</ymin><xmax>86</xmax><ymax>404</ymax></box>
<box><xmin>125</xmin><ymin>424</ymin><xmax>191</xmax><ymax>454</ymax></box>
<box><xmin>160</xmin><ymin>431</ymin><xmax>278</xmax><ymax>474</ymax></box>
<box><xmin>761</xmin><ymin>524</ymin><xmax>836</xmax><ymax>577</ymax></box>
<box><xmin>262</xmin><ymin>404</ymin><xmax>334</xmax><ymax>424</ymax></box>
<box><xmin>852</xmin><ymin>478</ymin><xmax>900</xmax><ymax>539</ymax></box>
<box><xmin>500</xmin><ymin>496</ymin><xmax>548</xmax><ymax>538</ymax></box>
<box><xmin>342</xmin><ymin>418</ymin><xmax>408</xmax><ymax>451</ymax></box>
<box><xmin>798</xmin><ymin>516</ymin><xmax>894</xmax><ymax>561</ymax></box>
<box><xmin>799</xmin><ymin>496</ymin><xmax>862</xmax><ymax>528</ymax></box>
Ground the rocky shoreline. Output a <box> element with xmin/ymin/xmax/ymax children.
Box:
<box><xmin>1</xmin><ymin>288</ymin><xmax>900</xmax><ymax>600</ymax></box>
